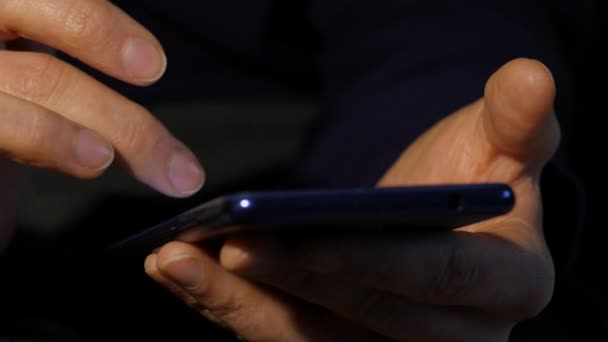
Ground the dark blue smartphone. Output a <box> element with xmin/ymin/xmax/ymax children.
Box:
<box><xmin>107</xmin><ymin>183</ymin><xmax>514</xmax><ymax>255</ymax></box>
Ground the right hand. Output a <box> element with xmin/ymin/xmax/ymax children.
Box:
<box><xmin>0</xmin><ymin>0</ymin><xmax>205</xmax><ymax>198</ymax></box>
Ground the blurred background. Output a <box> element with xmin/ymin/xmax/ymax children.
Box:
<box><xmin>2</xmin><ymin>1</ymin><xmax>602</xmax><ymax>340</ymax></box>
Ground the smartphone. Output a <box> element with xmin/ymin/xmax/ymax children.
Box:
<box><xmin>107</xmin><ymin>183</ymin><xmax>514</xmax><ymax>255</ymax></box>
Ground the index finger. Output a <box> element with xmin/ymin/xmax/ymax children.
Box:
<box><xmin>0</xmin><ymin>0</ymin><xmax>166</xmax><ymax>85</ymax></box>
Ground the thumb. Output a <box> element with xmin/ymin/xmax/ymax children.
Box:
<box><xmin>482</xmin><ymin>58</ymin><xmax>561</xmax><ymax>167</ymax></box>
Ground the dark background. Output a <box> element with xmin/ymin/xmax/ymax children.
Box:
<box><xmin>1</xmin><ymin>1</ymin><xmax>602</xmax><ymax>340</ymax></box>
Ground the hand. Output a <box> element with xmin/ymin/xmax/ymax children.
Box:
<box><xmin>145</xmin><ymin>58</ymin><xmax>559</xmax><ymax>341</ymax></box>
<box><xmin>0</xmin><ymin>0</ymin><xmax>204</xmax><ymax>197</ymax></box>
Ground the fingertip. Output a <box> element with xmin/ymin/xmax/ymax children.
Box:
<box><xmin>166</xmin><ymin>151</ymin><xmax>206</xmax><ymax>198</ymax></box>
<box><xmin>156</xmin><ymin>241</ymin><xmax>199</xmax><ymax>262</ymax></box>
<box><xmin>485</xmin><ymin>58</ymin><xmax>556</xmax><ymax>117</ymax></box>
<box><xmin>135</xmin><ymin>141</ymin><xmax>205</xmax><ymax>199</ymax></box>
<box><xmin>73</xmin><ymin>129</ymin><xmax>115</xmax><ymax>175</ymax></box>
<box><xmin>220</xmin><ymin>238</ymin><xmax>254</xmax><ymax>271</ymax></box>
<box><xmin>144</xmin><ymin>253</ymin><xmax>159</xmax><ymax>276</ymax></box>
<box><xmin>122</xmin><ymin>37</ymin><xmax>167</xmax><ymax>85</ymax></box>
<box><xmin>156</xmin><ymin>241</ymin><xmax>206</xmax><ymax>289</ymax></box>
<box><xmin>220</xmin><ymin>237</ymin><xmax>283</xmax><ymax>275</ymax></box>
<box><xmin>520</xmin><ymin>59</ymin><xmax>556</xmax><ymax>117</ymax></box>
<box><xmin>482</xmin><ymin>58</ymin><xmax>560</xmax><ymax>160</ymax></box>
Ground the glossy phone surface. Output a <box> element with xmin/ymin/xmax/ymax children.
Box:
<box><xmin>108</xmin><ymin>183</ymin><xmax>514</xmax><ymax>255</ymax></box>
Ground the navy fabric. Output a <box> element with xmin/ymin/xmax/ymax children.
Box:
<box><xmin>77</xmin><ymin>0</ymin><xmax>583</xmax><ymax>271</ymax></box>
<box><xmin>28</xmin><ymin>1</ymin><xmax>584</xmax><ymax>339</ymax></box>
<box><xmin>100</xmin><ymin>0</ymin><xmax>576</xmax><ymax>187</ymax></box>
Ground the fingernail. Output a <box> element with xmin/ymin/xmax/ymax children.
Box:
<box><xmin>220</xmin><ymin>243</ymin><xmax>252</xmax><ymax>270</ymax></box>
<box><xmin>73</xmin><ymin>129</ymin><xmax>114</xmax><ymax>170</ymax></box>
<box><xmin>301</xmin><ymin>250</ymin><xmax>341</xmax><ymax>274</ymax></box>
<box><xmin>161</xmin><ymin>255</ymin><xmax>204</xmax><ymax>289</ymax></box>
<box><xmin>221</xmin><ymin>238</ymin><xmax>283</xmax><ymax>274</ymax></box>
<box><xmin>123</xmin><ymin>37</ymin><xmax>167</xmax><ymax>82</ymax></box>
<box><xmin>144</xmin><ymin>253</ymin><xmax>158</xmax><ymax>275</ymax></box>
<box><xmin>530</xmin><ymin>58</ymin><xmax>555</xmax><ymax>82</ymax></box>
<box><xmin>168</xmin><ymin>151</ymin><xmax>205</xmax><ymax>196</ymax></box>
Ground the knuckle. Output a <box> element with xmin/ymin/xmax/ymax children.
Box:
<box><xmin>200</xmin><ymin>295</ymin><xmax>245</xmax><ymax>322</ymax></box>
<box><xmin>24</xmin><ymin>107</ymin><xmax>49</xmax><ymax>153</ymax></box>
<box><xmin>348</xmin><ymin>290</ymin><xmax>386</xmax><ymax>323</ymax></box>
<box><xmin>60</xmin><ymin>0</ymin><xmax>115</xmax><ymax>50</ymax></box>
<box><xmin>192</xmin><ymin>291</ymin><xmax>259</xmax><ymax>335</ymax></box>
<box><xmin>13</xmin><ymin>107</ymin><xmax>60</xmax><ymax>168</ymax></box>
<box><xmin>425</xmin><ymin>241</ymin><xmax>482</xmax><ymax>301</ymax></box>
<box><xmin>506</xmin><ymin>254</ymin><xmax>555</xmax><ymax>319</ymax></box>
<box><xmin>10</xmin><ymin>53</ymin><xmax>65</xmax><ymax>105</ymax></box>
<box><xmin>118</xmin><ymin>106</ymin><xmax>164</xmax><ymax>156</ymax></box>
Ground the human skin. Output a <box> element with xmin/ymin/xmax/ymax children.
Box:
<box><xmin>0</xmin><ymin>0</ymin><xmax>206</xmax><ymax>252</ymax></box>
<box><xmin>146</xmin><ymin>58</ymin><xmax>559</xmax><ymax>341</ymax></box>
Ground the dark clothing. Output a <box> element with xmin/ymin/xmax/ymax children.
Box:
<box><xmin>105</xmin><ymin>0</ymin><xmax>582</xmax><ymax>277</ymax></box>
<box><xmin>4</xmin><ymin>1</ymin><xmax>586</xmax><ymax>340</ymax></box>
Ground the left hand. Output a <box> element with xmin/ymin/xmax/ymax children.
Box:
<box><xmin>145</xmin><ymin>58</ymin><xmax>560</xmax><ymax>341</ymax></box>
